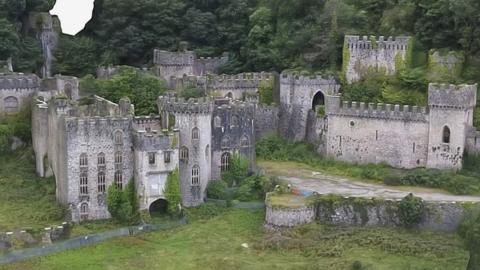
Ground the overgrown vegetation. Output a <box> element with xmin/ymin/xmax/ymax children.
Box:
<box><xmin>4</xmin><ymin>209</ymin><xmax>469</xmax><ymax>270</ymax></box>
<box><xmin>459</xmin><ymin>207</ymin><xmax>480</xmax><ymax>270</ymax></box>
<box><xmin>80</xmin><ymin>66</ymin><xmax>167</xmax><ymax>115</ymax></box>
<box><xmin>106</xmin><ymin>179</ymin><xmax>139</xmax><ymax>224</ymax></box>
<box><xmin>398</xmin><ymin>194</ymin><xmax>424</xmax><ymax>228</ymax></box>
<box><xmin>0</xmin><ymin>108</ymin><xmax>32</xmax><ymax>154</ymax></box>
<box><xmin>256</xmin><ymin>135</ymin><xmax>480</xmax><ymax>195</ymax></box>
<box><xmin>164</xmin><ymin>168</ymin><xmax>181</xmax><ymax>216</ymax></box>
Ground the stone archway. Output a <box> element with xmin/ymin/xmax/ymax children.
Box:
<box><xmin>225</xmin><ymin>92</ymin><xmax>233</xmax><ymax>99</ymax></box>
<box><xmin>149</xmin><ymin>199</ymin><xmax>169</xmax><ymax>217</ymax></box>
<box><xmin>311</xmin><ymin>91</ymin><xmax>325</xmax><ymax>111</ymax></box>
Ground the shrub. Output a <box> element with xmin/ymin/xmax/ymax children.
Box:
<box><xmin>235</xmin><ymin>175</ymin><xmax>271</xmax><ymax>201</ymax></box>
<box><xmin>206</xmin><ymin>180</ymin><xmax>229</xmax><ymax>200</ymax></box>
<box><xmin>106</xmin><ymin>179</ymin><xmax>139</xmax><ymax>224</ymax></box>
<box><xmin>181</xmin><ymin>87</ymin><xmax>204</xmax><ymax>99</ymax></box>
<box><xmin>352</xmin><ymin>260</ymin><xmax>363</xmax><ymax>270</ymax></box>
<box><xmin>164</xmin><ymin>168</ymin><xmax>182</xmax><ymax>215</ymax></box>
<box><xmin>458</xmin><ymin>207</ymin><xmax>480</xmax><ymax>270</ymax></box>
<box><xmin>398</xmin><ymin>193</ymin><xmax>424</xmax><ymax>228</ymax></box>
<box><xmin>222</xmin><ymin>154</ymin><xmax>249</xmax><ymax>187</ymax></box>
<box><xmin>383</xmin><ymin>172</ymin><xmax>402</xmax><ymax>186</ymax></box>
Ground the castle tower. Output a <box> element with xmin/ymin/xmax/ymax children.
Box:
<box><xmin>426</xmin><ymin>83</ymin><xmax>477</xmax><ymax>170</ymax></box>
<box><xmin>157</xmin><ymin>97</ymin><xmax>213</xmax><ymax>206</ymax></box>
<box><xmin>344</xmin><ymin>35</ymin><xmax>411</xmax><ymax>83</ymax></box>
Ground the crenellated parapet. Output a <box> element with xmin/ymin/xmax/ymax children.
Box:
<box><xmin>428</xmin><ymin>83</ymin><xmax>477</xmax><ymax>109</ymax></box>
<box><xmin>280</xmin><ymin>72</ymin><xmax>338</xmax><ymax>90</ymax></box>
<box><xmin>345</xmin><ymin>35</ymin><xmax>410</xmax><ymax>51</ymax></box>
<box><xmin>157</xmin><ymin>96</ymin><xmax>213</xmax><ymax>115</ymax></box>
<box><xmin>214</xmin><ymin>99</ymin><xmax>256</xmax><ymax>116</ymax></box>
<box><xmin>64</xmin><ymin>116</ymin><xmax>132</xmax><ymax>134</ymax></box>
<box><xmin>328</xmin><ymin>100</ymin><xmax>428</xmax><ymax>122</ymax></box>
<box><xmin>211</xmin><ymin>72</ymin><xmax>273</xmax><ymax>91</ymax></box>
<box><xmin>153</xmin><ymin>50</ymin><xmax>196</xmax><ymax>67</ymax></box>
<box><xmin>133</xmin><ymin>129</ymin><xmax>179</xmax><ymax>151</ymax></box>
<box><xmin>0</xmin><ymin>73</ymin><xmax>41</xmax><ymax>91</ymax></box>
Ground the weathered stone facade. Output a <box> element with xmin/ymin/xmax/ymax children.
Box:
<box><xmin>344</xmin><ymin>35</ymin><xmax>410</xmax><ymax>83</ymax></box>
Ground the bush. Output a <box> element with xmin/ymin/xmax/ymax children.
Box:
<box><xmin>398</xmin><ymin>194</ymin><xmax>424</xmax><ymax>228</ymax></box>
<box><xmin>222</xmin><ymin>154</ymin><xmax>249</xmax><ymax>187</ymax></box>
<box><xmin>352</xmin><ymin>260</ymin><xmax>363</xmax><ymax>270</ymax></box>
<box><xmin>383</xmin><ymin>172</ymin><xmax>402</xmax><ymax>186</ymax></box>
<box><xmin>206</xmin><ymin>180</ymin><xmax>229</xmax><ymax>200</ymax></box>
<box><xmin>164</xmin><ymin>168</ymin><xmax>182</xmax><ymax>215</ymax></box>
<box><xmin>106</xmin><ymin>179</ymin><xmax>139</xmax><ymax>224</ymax></box>
<box><xmin>235</xmin><ymin>175</ymin><xmax>271</xmax><ymax>201</ymax></box>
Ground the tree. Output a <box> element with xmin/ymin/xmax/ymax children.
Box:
<box><xmin>0</xmin><ymin>19</ymin><xmax>20</xmax><ymax>58</ymax></box>
<box><xmin>106</xmin><ymin>179</ymin><xmax>139</xmax><ymax>224</ymax></box>
<box><xmin>164</xmin><ymin>168</ymin><xmax>181</xmax><ymax>215</ymax></box>
<box><xmin>54</xmin><ymin>35</ymin><xmax>98</xmax><ymax>77</ymax></box>
<box><xmin>398</xmin><ymin>193</ymin><xmax>424</xmax><ymax>228</ymax></box>
<box><xmin>222</xmin><ymin>154</ymin><xmax>249</xmax><ymax>187</ymax></box>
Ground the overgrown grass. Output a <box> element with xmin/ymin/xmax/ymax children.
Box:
<box><xmin>1</xmin><ymin>208</ymin><xmax>468</xmax><ymax>270</ymax></box>
<box><xmin>256</xmin><ymin>135</ymin><xmax>480</xmax><ymax>195</ymax></box>
<box><xmin>0</xmin><ymin>149</ymin><xmax>64</xmax><ymax>232</ymax></box>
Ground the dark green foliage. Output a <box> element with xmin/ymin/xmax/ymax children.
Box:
<box><xmin>206</xmin><ymin>180</ymin><xmax>228</xmax><ymax>200</ymax></box>
<box><xmin>0</xmin><ymin>108</ymin><xmax>32</xmax><ymax>154</ymax></box>
<box><xmin>351</xmin><ymin>260</ymin><xmax>363</xmax><ymax>270</ymax></box>
<box><xmin>180</xmin><ymin>86</ymin><xmax>204</xmax><ymax>99</ymax></box>
<box><xmin>80</xmin><ymin>67</ymin><xmax>167</xmax><ymax>115</ymax></box>
<box><xmin>184</xmin><ymin>203</ymin><xmax>227</xmax><ymax>222</ymax></box>
<box><xmin>221</xmin><ymin>154</ymin><xmax>249</xmax><ymax>187</ymax></box>
<box><xmin>106</xmin><ymin>179</ymin><xmax>138</xmax><ymax>224</ymax></box>
<box><xmin>258</xmin><ymin>80</ymin><xmax>274</xmax><ymax>105</ymax></box>
<box><xmin>398</xmin><ymin>194</ymin><xmax>424</xmax><ymax>228</ymax></box>
<box><xmin>54</xmin><ymin>35</ymin><xmax>98</xmax><ymax>77</ymax></box>
<box><xmin>164</xmin><ymin>168</ymin><xmax>181</xmax><ymax>215</ymax></box>
<box><xmin>235</xmin><ymin>174</ymin><xmax>271</xmax><ymax>202</ymax></box>
<box><xmin>0</xmin><ymin>18</ymin><xmax>19</xmax><ymax>57</ymax></box>
<box><xmin>459</xmin><ymin>208</ymin><xmax>480</xmax><ymax>270</ymax></box>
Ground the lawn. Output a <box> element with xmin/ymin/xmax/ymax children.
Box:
<box><xmin>1</xmin><ymin>208</ymin><xmax>469</xmax><ymax>270</ymax></box>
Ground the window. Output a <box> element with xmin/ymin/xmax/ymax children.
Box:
<box><xmin>80</xmin><ymin>173</ymin><xmax>88</xmax><ymax>195</ymax></box>
<box><xmin>240</xmin><ymin>135</ymin><xmax>249</xmax><ymax>147</ymax></box>
<box><xmin>80</xmin><ymin>203</ymin><xmax>88</xmax><ymax>220</ymax></box>
<box><xmin>149</xmin><ymin>152</ymin><xmax>156</xmax><ymax>165</ymax></box>
<box><xmin>221</xmin><ymin>152</ymin><xmax>231</xmax><ymax>172</ymax></box>
<box><xmin>114</xmin><ymin>130</ymin><xmax>123</xmax><ymax>145</ymax></box>
<box><xmin>442</xmin><ymin>126</ymin><xmax>451</xmax><ymax>144</ymax></box>
<box><xmin>214</xmin><ymin>116</ymin><xmax>221</xmax><ymax>127</ymax></box>
<box><xmin>4</xmin><ymin>96</ymin><xmax>18</xmax><ymax>113</ymax></box>
<box><xmin>413</xmin><ymin>143</ymin><xmax>416</xmax><ymax>153</ymax></box>
<box><xmin>192</xmin><ymin>127</ymin><xmax>199</xmax><ymax>140</ymax></box>
<box><xmin>231</xmin><ymin>115</ymin><xmax>239</xmax><ymax>127</ymax></box>
<box><xmin>164</xmin><ymin>151</ymin><xmax>171</xmax><ymax>163</ymax></box>
<box><xmin>115</xmin><ymin>171</ymin><xmax>123</xmax><ymax>189</ymax></box>
<box><xmin>180</xmin><ymin>146</ymin><xmax>189</xmax><ymax>161</ymax></box>
<box><xmin>79</xmin><ymin>153</ymin><xmax>88</xmax><ymax>167</ymax></box>
<box><xmin>97</xmin><ymin>153</ymin><xmax>105</xmax><ymax>167</ymax></box>
<box><xmin>205</xmin><ymin>145</ymin><xmax>210</xmax><ymax>158</ymax></box>
<box><xmin>191</xmin><ymin>165</ymin><xmax>200</xmax><ymax>186</ymax></box>
<box><xmin>115</xmin><ymin>152</ymin><xmax>123</xmax><ymax>165</ymax></box>
<box><xmin>98</xmin><ymin>172</ymin><xmax>106</xmax><ymax>193</ymax></box>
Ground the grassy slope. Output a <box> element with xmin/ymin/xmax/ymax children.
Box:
<box><xmin>0</xmin><ymin>150</ymin><xmax>64</xmax><ymax>231</ymax></box>
<box><xmin>1</xmin><ymin>209</ymin><xmax>468</xmax><ymax>270</ymax></box>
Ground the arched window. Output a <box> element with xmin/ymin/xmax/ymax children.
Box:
<box><xmin>114</xmin><ymin>130</ymin><xmax>123</xmax><ymax>145</ymax></box>
<box><xmin>192</xmin><ymin>127</ymin><xmax>199</xmax><ymax>140</ymax></box>
<box><xmin>443</xmin><ymin>126</ymin><xmax>451</xmax><ymax>144</ymax></box>
<box><xmin>240</xmin><ymin>135</ymin><xmax>249</xmax><ymax>147</ymax></box>
<box><xmin>64</xmin><ymin>83</ymin><xmax>73</xmax><ymax>99</ymax></box>
<box><xmin>97</xmin><ymin>153</ymin><xmax>105</xmax><ymax>167</ymax></box>
<box><xmin>214</xmin><ymin>116</ymin><xmax>221</xmax><ymax>127</ymax></box>
<box><xmin>4</xmin><ymin>96</ymin><xmax>18</xmax><ymax>113</ymax></box>
<box><xmin>180</xmin><ymin>146</ymin><xmax>189</xmax><ymax>161</ymax></box>
<box><xmin>221</xmin><ymin>136</ymin><xmax>230</xmax><ymax>148</ymax></box>
<box><xmin>191</xmin><ymin>165</ymin><xmax>200</xmax><ymax>186</ymax></box>
<box><xmin>98</xmin><ymin>172</ymin><xmax>106</xmax><ymax>193</ymax></box>
<box><xmin>221</xmin><ymin>152</ymin><xmax>231</xmax><ymax>172</ymax></box>
<box><xmin>205</xmin><ymin>145</ymin><xmax>210</xmax><ymax>158</ymax></box>
<box><xmin>79</xmin><ymin>153</ymin><xmax>88</xmax><ymax>167</ymax></box>
<box><xmin>80</xmin><ymin>173</ymin><xmax>88</xmax><ymax>195</ymax></box>
<box><xmin>115</xmin><ymin>171</ymin><xmax>123</xmax><ymax>190</ymax></box>
<box><xmin>80</xmin><ymin>203</ymin><xmax>89</xmax><ymax>220</ymax></box>
<box><xmin>231</xmin><ymin>115</ymin><xmax>239</xmax><ymax>128</ymax></box>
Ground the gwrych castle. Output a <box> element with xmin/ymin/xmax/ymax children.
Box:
<box><xmin>1</xmin><ymin>34</ymin><xmax>479</xmax><ymax>222</ymax></box>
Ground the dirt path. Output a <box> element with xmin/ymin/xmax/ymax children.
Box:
<box><xmin>259</xmin><ymin>161</ymin><xmax>480</xmax><ymax>203</ymax></box>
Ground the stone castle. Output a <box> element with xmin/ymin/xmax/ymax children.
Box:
<box><xmin>1</xmin><ymin>34</ymin><xmax>478</xmax><ymax>222</ymax></box>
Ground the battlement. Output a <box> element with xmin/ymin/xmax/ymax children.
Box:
<box><xmin>133</xmin><ymin>116</ymin><xmax>161</xmax><ymax>125</ymax></box>
<box><xmin>428</xmin><ymin>83</ymin><xmax>477</xmax><ymax>109</ymax></box>
<box><xmin>215</xmin><ymin>99</ymin><xmax>255</xmax><ymax>115</ymax></box>
<box><xmin>280</xmin><ymin>72</ymin><xmax>337</xmax><ymax>87</ymax></box>
<box><xmin>133</xmin><ymin>129</ymin><xmax>179</xmax><ymax>151</ymax></box>
<box><xmin>64</xmin><ymin>116</ymin><xmax>132</xmax><ymax>133</ymax></box>
<box><xmin>345</xmin><ymin>35</ymin><xmax>411</xmax><ymax>51</ymax></box>
<box><xmin>0</xmin><ymin>73</ymin><xmax>40</xmax><ymax>90</ymax></box>
<box><xmin>329</xmin><ymin>100</ymin><xmax>428</xmax><ymax>122</ymax></box>
<box><xmin>153</xmin><ymin>49</ymin><xmax>196</xmax><ymax>66</ymax></box>
<box><xmin>211</xmin><ymin>72</ymin><xmax>272</xmax><ymax>91</ymax></box>
<box><xmin>158</xmin><ymin>96</ymin><xmax>213</xmax><ymax>114</ymax></box>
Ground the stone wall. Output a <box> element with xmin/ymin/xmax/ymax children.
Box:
<box><xmin>0</xmin><ymin>73</ymin><xmax>40</xmax><ymax>114</ymax></box>
<box><xmin>344</xmin><ymin>35</ymin><xmax>410</xmax><ymax>83</ymax></box>
<box><xmin>266</xmin><ymin>195</ymin><xmax>475</xmax><ymax>232</ymax></box>
<box><xmin>255</xmin><ymin>104</ymin><xmax>279</xmax><ymax>139</ymax></box>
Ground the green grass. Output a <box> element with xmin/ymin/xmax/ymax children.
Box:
<box><xmin>0</xmin><ymin>149</ymin><xmax>64</xmax><ymax>232</ymax></box>
<box><xmin>1</xmin><ymin>208</ymin><xmax>469</xmax><ymax>270</ymax></box>
<box><xmin>266</xmin><ymin>193</ymin><xmax>314</xmax><ymax>208</ymax></box>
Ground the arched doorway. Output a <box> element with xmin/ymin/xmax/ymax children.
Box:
<box><xmin>149</xmin><ymin>199</ymin><xmax>169</xmax><ymax>217</ymax></box>
<box><xmin>225</xmin><ymin>92</ymin><xmax>233</xmax><ymax>99</ymax></box>
<box><xmin>312</xmin><ymin>91</ymin><xmax>325</xmax><ymax>111</ymax></box>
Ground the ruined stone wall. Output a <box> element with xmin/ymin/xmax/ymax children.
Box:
<box><xmin>265</xmin><ymin>204</ymin><xmax>316</xmax><ymax>227</ymax></box>
<box><xmin>158</xmin><ymin>96</ymin><xmax>213</xmax><ymax>207</ymax></box>
<box><xmin>133</xmin><ymin>129</ymin><xmax>179</xmax><ymax>211</ymax></box>
<box><xmin>344</xmin><ymin>35</ymin><xmax>410</xmax><ymax>83</ymax></box>
<box><xmin>194</xmin><ymin>54</ymin><xmax>229</xmax><ymax>75</ymax></box>
<box><xmin>153</xmin><ymin>50</ymin><xmax>196</xmax><ymax>83</ymax></box>
<box><xmin>209</xmin><ymin>72</ymin><xmax>273</xmax><ymax>99</ymax></box>
<box><xmin>0</xmin><ymin>73</ymin><xmax>40</xmax><ymax>114</ymax></box>
<box><xmin>279</xmin><ymin>73</ymin><xmax>340</xmax><ymax>141</ymax></box>
<box><xmin>305</xmin><ymin>111</ymin><xmax>327</xmax><ymax>154</ymax></box>
<box><xmin>426</xmin><ymin>83</ymin><xmax>477</xmax><ymax>170</ymax></box>
<box><xmin>32</xmin><ymin>99</ymin><xmax>50</xmax><ymax>177</ymax></box>
<box><xmin>326</xmin><ymin>100</ymin><xmax>430</xmax><ymax>168</ymax></box>
<box><xmin>40</xmin><ymin>75</ymin><xmax>80</xmax><ymax>101</ymax></box>
<box><xmin>211</xmin><ymin>100</ymin><xmax>256</xmax><ymax>180</ymax></box>
<box><xmin>255</xmin><ymin>104</ymin><xmax>279</xmax><ymax>139</ymax></box>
